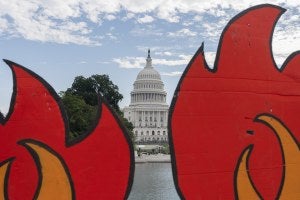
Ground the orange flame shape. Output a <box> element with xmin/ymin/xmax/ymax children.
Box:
<box><xmin>236</xmin><ymin>114</ymin><xmax>300</xmax><ymax>199</ymax></box>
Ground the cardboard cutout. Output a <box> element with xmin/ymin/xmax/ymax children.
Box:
<box><xmin>0</xmin><ymin>60</ymin><xmax>134</xmax><ymax>199</ymax></box>
<box><xmin>169</xmin><ymin>4</ymin><xmax>300</xmax><ymax>199</ymax></box>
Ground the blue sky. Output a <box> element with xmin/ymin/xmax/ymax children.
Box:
<box><xmin>0</xmin><ymin>0</ymin><xmax>300</xmax><ymax>114</ymax></box>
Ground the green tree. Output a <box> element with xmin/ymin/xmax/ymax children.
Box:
<box><xmin>66</xmin><ymin>75</ymin><xmax>123</xmax><ymax>112</ymax></box>
<box><xmin>61</xmin><ymin>74</ymin><xmax>134</xmax><ymax>142</ymax></box>
<box><xmin>119</xmin><ymin>112</ymin><xmax>135</xmax><ymax>143</ymax></box>
<box><xmin>60</xmin><ymin>92</ymin><xmax>97</xmax><ymax>138</ymax></box>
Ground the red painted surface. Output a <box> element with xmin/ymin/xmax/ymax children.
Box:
<box><xmin>170</xmin><ymin>5</ymin><xmax>300</xmax><ymax>199</ymax></box>
<box><xmin>0</xmin><ymin>61</ymin><xmax>133</xmax><ymax>199</ymax></box>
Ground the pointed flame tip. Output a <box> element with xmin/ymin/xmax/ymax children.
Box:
<box><xmin>199</xmin><ymin>42</ymin><xmax>204</xmax><ymax>53</ymax></box>
<box><xmin>2</xmin><ymin>59</ymin><xmax>25</xmax><ymax>72</ymax></box>
<box><xmin>3</xmin><ymin>59</ymin><xmax>16</xmax><ymax>66</ymax></box>
<box><xmin>3</xmin><ymin>59</ymin><xmax>13</xmax><ymax>67</ymax></box>
<box><xmin>0</xmin><ymin>157</ymin><xmax>15</xmax><ymax>166</ymax></box>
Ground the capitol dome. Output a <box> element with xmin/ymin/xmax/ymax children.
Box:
<box><xmin>131</xmin><ymin>49</ymin><xmax>167</xmax><ymax>104</ymax></box>
<box><xmin>123</xmin><ymin>49</ymin><xmax>169</xmax><ymax>144</ymax></box>
<box><xmin>136</xmin><ymin>68</ymin><xmax>161</xmax><ymax>80</ymax></box>
<box><xmin>136</xmin><ymin>58</ymin><xmax>161</xmax><ymax>80</ymax></box>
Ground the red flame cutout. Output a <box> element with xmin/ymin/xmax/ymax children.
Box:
<box><xmin>169</xmin><ymin>4</ymin><xmax>300</xmax><ymax>199</ymax></box>
<box><xmin>0</xmin><ymin>60</ymin><xmax>134</xmax><ymax>199</ymax></box>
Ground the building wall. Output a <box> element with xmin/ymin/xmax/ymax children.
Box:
<box><xmin>124</xmin><ymin>107</ymin><xmax>168</xmax><ymax>143</ymax></box>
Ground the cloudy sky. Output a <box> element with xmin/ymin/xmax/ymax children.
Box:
<box><xmin>0</xmin><ymin>0</ymin><xmax>300</xmax><ymax>114</ymax></box>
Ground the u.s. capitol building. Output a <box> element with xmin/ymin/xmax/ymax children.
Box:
<box><xmin>123</xmin><ymin>50</ymin><xmax>169</xmax><ymax>144</ymax></box>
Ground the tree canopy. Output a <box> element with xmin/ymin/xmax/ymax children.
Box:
<box><xmin>61</xmin><ymin>74</ymin><xmax>134</xmax><ymax>142</ymax></box>
<box><xmin>65</xmin><ymin>75</ymin><xmax>123</xmax><ymax>112</ymax></box>
<box><xmin>60</xmin><ymin>92</ymin><xmax>97</xmax><ymax>137</ymax></box>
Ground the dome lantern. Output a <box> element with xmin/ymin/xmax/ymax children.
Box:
<box><xmin>136</xmin><ymin>50</ymin><xmax>162</xmax><ymax>81</ymax></box>
<box><xmin>145</xmin><ymin>48</ymin><xmax>152</xmax><ymax>68</ymax></box>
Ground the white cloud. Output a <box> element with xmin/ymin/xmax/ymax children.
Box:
<box><xmin>182</xmin><ymin>21</ymin><xmax>194</xmax><ymax>26</ymax></box>
<box><xmin>164</xmin><ymin>51</ymin><xmax>173</xmax><ymax>56</ymax></box>
<box><xmin>122</xmin><ymin>12</ymin><xmax>135</xmax><ymax>21</ymax></box>
<box><xmin>137</xmin><ymin>15</ymin><xmax>154</xmax><ymax>24</ymax></box>
<box><xmin>168</xmin><ymin>28</ymin><xmax>197</xmax><ymax>37</ymax></box>
<box><xmin>193</xmin><ymin>15</ymin><xmax>203</xmax><ymax>21</ymax></box>
<box><xmin>201</xmin><ymin>21</ymin><xmax>225</xmax><ymax>40</ymax></box>
<box><xmin>153</xmin><ymin>58</ymin><xmax>189</xmax><ymax>66</ymax></box>
<box><xmin>137</xmin><ymin>46</ymin><xmax>168</xmax><ymax>52</ymax></box>
<box><xmin>127</xmin><ymin>13</ymin><xmax>135</xmax><ymax>19</ymax></box>
<box><xmin>155</xmin><ymin>51</ymin><xmax>173</xmax><ymax>56</ymax></box>
<box><xmin>0</xmin><ymin>18</ymin><xmax>8</xmax><ymax>33</ymax></box>
<box><xmin>136</xmin><ymin>45</ymin><xmax>185</xmax><ymax>53</ymax></box>
<box><xmin>39</xmin><ymin>0</ymin><xmax>81</xmax><ymax>19</ymax></box>
<box><xmin>113</xmin><ymin>57</ymin><xmax>145</xmax><ymax>68</ymax></box>
<box><xmin>97</xmin><ymin>61</ymin><xmax>111</xmax><ymax>64</ymax></box>
<box><xmin>130</xmin><ymin>25</ymin><xmax>163</xmax><ymax>37</ymax></box>
<box><xmin>178</xmin><ymin>54</ymin><xmax>193</xmax><ymax>60</ymax></box>
<box><xmin>80</xmin><ymin>0</ymin><xmax>120</xmax><ymax>23</ymax></box>
<box><xmin>106</xmin><ymin>33</ymin><xmax>118</xmax><ymax>41</ymax></box>
<box><xmin>0</xmin><ymin>106</ymin><xmax>8</xmax><ymax>116</ymax></box>
<box><xmin>271</xmin><ymin>9</ymin><xmax>300</xmax><ymax>67</ymax></box>
<box><xmin>113</xmin><ymin>54</ymin><xmax>192</xmax><ymax>68</ymax></box>
<box><xmin>0</xmin><ymin>0</ymin><xmax>300</xmax><ymax>48</ymax></box>
<box><xmin>203</xmin><ymin>52</ymin><xmax>216</xmax><ymax>68</ymax></box>
<box><xmin>161</xmin><ymin>71</ymin><xmax>183</xmax><ymax>76</ymax></box>
<box><xmin>105</xmin><ymin>14</ymin><xmax>117</xmax><ymax>21</ymax></box>
<box><xmin>0</xmin><ymin>0</ymin><xmax>101</xmax><ymax>46</ymax></box>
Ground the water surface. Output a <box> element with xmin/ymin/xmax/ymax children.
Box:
<box><xmin>128</xmin><ymin>163</ymin><xmax>180</xmax><ymax>200</ymax></box>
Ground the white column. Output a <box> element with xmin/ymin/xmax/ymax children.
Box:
<box><xmin>158</xmin><ymin>111</ymin><xmax>160</xmax><ymax>127</ymax></box>
<box><xmin>154</xmin><ymin>111</ymin><xmax>157</xmax><ymax>126</ymax></box>
<box><xmin>165</xmin><ymin>111</ymin><xmax>168</xmax><ymax>127</ymax></box>
<box><xmin>134</xmin><ymin>111</ymin><xmax>136</xmax><ymax>126</ymax></box>
<box><xmin>151</xmin><ymin>111</ymin><xmax>153</xmax><ymax>123</ymax></box>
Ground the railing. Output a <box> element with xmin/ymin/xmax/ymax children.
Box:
<box><xmin>136</xmin><ymin>140</ymin><xmax>169</xmax><ymax>145</ymax></box>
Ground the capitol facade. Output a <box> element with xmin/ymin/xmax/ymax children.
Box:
<box><xmin>123</xmin><ymin>50</ymin><xmax>169</xmax><ymax>144</ymax></box>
